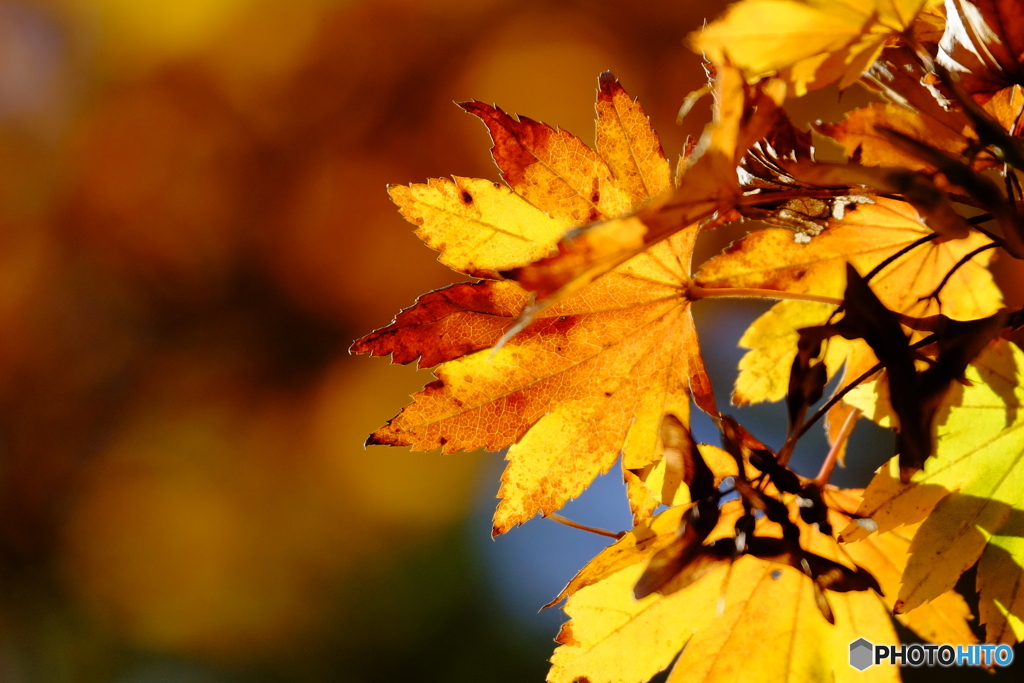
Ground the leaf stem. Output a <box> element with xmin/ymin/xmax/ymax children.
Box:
<box><xmin>793</xmin><ymin>331</ymin><xmax>944</xmax><ymax>442</ymax></box>
<box><xmin>688</xmin><ymin>285</ymin><xmax>842</xmax><ymax>306</ymax></box>
<box><xmin>658</xmin><ymin>187</ymin><xmax>873</xmax><ymax>215</ymax></box>
<box><xmin>545</xmin><ymin>513</ymin><xmax>625</xmax><ymax>539</ymax></box>
<box><xmin>814</xmin><ymin>407</ymin><xmax>861</xmax><ymax>486</ymax></box>
<box><xmin>1006</xmin><ymin>166</ymin><xmax>1023</xmax><ymax>202</ymax></box>
<box><xmin>794</xmin><ymin>365</ymin><xmax>882</xmax><ymax>444</ymax></box>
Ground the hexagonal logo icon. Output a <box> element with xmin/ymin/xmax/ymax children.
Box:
<box><xmin>850</xmin><ymin>638</ymin><xmax>873</xmax><ymax>671</ymax></box>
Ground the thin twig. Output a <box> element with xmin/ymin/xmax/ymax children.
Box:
<box><xmin>814</xmin><ymin>407</ymin><xmax>861</xmax><ymax>486</ymax></box>
<box><xmin>1008</xmin><ymin>167</ymin><xmax>1023</xmax><ymax>202</ymax></box>
<box><xmin>794</xmin><ymin>332</ymin><xmax>945</xmax><ymax>442</ymax></box>
<box><xmin>1005</xmin><ymin>166</ymin><xmax>1021</xmax><ymax>204</ymax></box>
<box><xmin>794</xmin><ymin>365</ymin><xmax>883</xmax><ymax>444</ymax></box>
<box><xmin>658</xmin><ymin>187</ymin><xmax>875</xmax><ymax>214</ymax></box>
<box><xmin>546</xmin><ymin>513</ymin><xmax>625</xmax><ymax>539</ymax></box>
<box><xmin>689</xmin><ymin>286</ymin><xmax>842</xmax><ymax>306</ymax></box>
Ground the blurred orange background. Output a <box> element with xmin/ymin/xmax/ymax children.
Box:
<box><xmin>0</xmin><ymin>1</ymin><xmax>729</xmax><ymax>680</ymax></box>
<box><xmin>5</xmin><ymin>1</ymin><xmax>1019</xmax><ymax>682</ymax></box>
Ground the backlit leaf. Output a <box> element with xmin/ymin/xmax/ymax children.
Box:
<box><xmin>368</xmin><ymin>228</ymin><xmax>708</xmax><ymax>535</ymax></box>
<box><xmin>817</xmin><ymin>103</ymin><xmax>977</xmax><ymax>171</ymax></box>
<box><xmin>387</xmin><ymin>177</ymin><xmax>566</xmax><ymax>278</ymax></box>
<box><xmin>845</xmin><ymin>340</ymin><xmax>1024</xmax><ymax>639</ymax></box>
<box><xmin>506</xmin><ymin>65</ymin><xmax>783</xmax><ymax>302</ymax></box>
<box><xmin>693</xmin><ymin>0</ymin><xmax>942</xmax><ymax>96</ymax></box>
<box><xmin>547</xmin><ymin>490</ymin><xmax>945</xmax><ymax>683</ymax></box>
<box><xmin>356</xmin><ymin>78</ymin><xmax>716</xmax><ymax>534</ymax></box>
<box><xmin>698</xmin><ymin>198</ymin><xmax>1001</xmax><ymax>415</ymax></box>
<box><xmin>353</xmin><ymin>4</ymin><xmax>1024</xmax><ymax>677</ymax></box>
<box><xmin>977</xmin><ymin>513</ymin><xmax>1024</xmax><ymax>644</ymax></box>
<box><xmin>696</xmin><ymin>198</ymin><xmax>1000</xmax><ymax>318</ymax></box>
<box><xmin>938</xmin><ymin>0</ymin><xmax>1024</xmax><ymax>100</ymax></box>
<box><xmin>827</xmin><ymin>489</ymin><xmax>977</xmax><ymax>646</ymax></box>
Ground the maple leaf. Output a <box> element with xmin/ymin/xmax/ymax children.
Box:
<box><xmin>357</xmin><ymin>3</ymin><xmax>1024</xmax><ymax>678</ymax></box>
<box><xmin>504</xmin><ymin>64</ymin><xmax>784</xmax><ymax>303</ymax></box>
<box><xmin>544</xmin><ymin>425</ymin><xmax>962</xmax><ymax>682</ymax></box>
<box><xmin>695</xmin><ymin>198</ymin><xmax>1000</xmax><ymax>319</ymax></box>
<box><xmin>548</xmin><ymin>556</ymin><xmax>895</xmax><ymax>683</ymax></box>
<box><xmin>931</xmin><ymin>0</ymin><xmax>1024</xmax><ymax>185</ymax></box>
<box><xmin>818</xmin><ymin>102</ymin><xmax>979</xmax><ymax>173</ymax></box>
<box><xmin>938</xmin><ymin>0</ymin><xmax>1024</xmax><ymax>104</ymax></box>
<box><xmin>546</xmin><ymin>489</ymin><xmax>973</xmax><ymax>683</ymax></box>
<box><xmin>353</xmin><ymin>75</ymin><xmax>716</xmax><ymax>535</ymax></box>
<box><xmin>458</xmin><ymin>74</ymin><xmax>668</xmax><ymax>227</ymax></box>
<box><xmin>814</xmin><ymin>37</ymin><xmax>1024</xmax><ymax>250</ymax></box>
<box><xmin>843</xmin><ymin>339</ymin><xmax>1024</xmax><ymax>643</ymax></box>
<box><xmin>829</xmin><ymin>492</ymin><xmax>977</xmax><ymax>646</ymax></box>
<box><xmin>692</xmin><ymin>0</ymin><xmax>943</xmax><ymax>97</ymax></box>
<box><xmin>695</xmin><ymin>197</ymin><xmax>1002</xmax><ymax>444</ymax></box>
<box><xmin>386</xmin><ymin>177</ymin><xmax>567</xmax><ymax>278</ymax></box>
<box><xmin>787</xmin><ymin>265</ymin><xmax>1009</xmax><ymax>478</ymax></box>
<box><xmin>816</xmin><ymin>44</ymin><xmax>985</xmax><ymax>172</ymax></box>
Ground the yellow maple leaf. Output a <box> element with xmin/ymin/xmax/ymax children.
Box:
<box><xmin>550</xmin><ymin>558</ymin><xmax>897</xmax><ymax>683</ymax></box>
<box><xmin>730</xmin><ymin>301</ymin><xmax>848</xmax><ymax>406</ymax></box>
<box><xmin>461</xmin><ymin>71</ymin><xmax>670</xmax><ymax>225</ymax></box>
<box><xmin>693</xmin><ymin>0</ymin><xmax>943</xmax><ymax>96</ymax></box>
<box><xmin>695</xmin><ymin>198</ymin><xmax>1000</xmax><ymax>317</ymax></box>
<box><xmin>387</xmin><ymin>177</ymin><xmax>567</xmax><ymax>278</ymax></box>
<box><xmin>696</xmin><ymin>198</ymin><xmax>1002</xmax><ymax>418</ymax></box>
<box><xmin>547</xmin><ymin>488</ymin><xmax>973</xmax><ymax>683</ymax></box>
<box><xmin>351</xmin><ymin>4</ymin><xmax>1024</xmax><ymax>679</ymax></box>
<box><xmin>815</xmin><ymin>40</ymin><xmax>1022</xmax><ymax>174</ymax></box>
<box><xmin>633</xmin><ymin>443</ymin><xmax>741</xmax><ymax>511</ymax></box>
<box><xmin>367</xmin><ymin>229</ymin><xmax>707</xmax><ymax>535</ymax></box>
<box><xmin>844</xmin><ymin>339</ymin><xmax>1024</xmax><ymax>642</ymax></box>
<box><xmin>977</xmin><ymin>513</ymin><xmax>1024</xmax><ymax>645</ymax></box>
<box><xmin>826</xmin><ymin>489</ymin><xmax>977</xmax><ymax>646</ymax></box>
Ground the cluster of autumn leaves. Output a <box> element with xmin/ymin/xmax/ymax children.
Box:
<box><xmin>353</xmin><ymin>0</ymin><xmax>1024</xmax><ymax>681</ymax></box>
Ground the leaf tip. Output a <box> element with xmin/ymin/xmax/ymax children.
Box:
<box><xmin>597</xmin><ymin>70</ymin><xmax>620</xmax><ymax>95</ymax></box>
<box><xmin>539</xmin><ymin>595</ymin><xmax>561</xmax><ymax>612</ymax></box>
<box><xmin>364</xmin><ymin>428</ymin><xmax>404</xmax><ymax>448</ymax></box>
<box><xmin>457</xmin><ymin>100</ymin><xmax>500</xmax><ymax>119</ymax></box>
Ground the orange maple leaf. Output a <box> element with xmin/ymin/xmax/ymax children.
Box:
<box><xmin>353</xmin><ymin>75</ymin><xmax>715</xmax><ymax>534</ymax></box>
<box><xmin>504</xmin><ymin>65</ymin><xmax>784</xmax><ymax>303</ymax></box>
